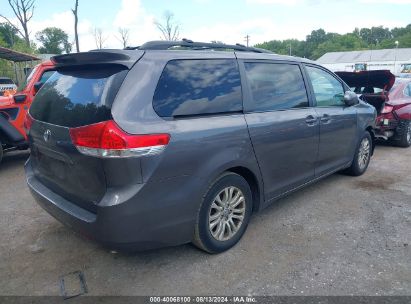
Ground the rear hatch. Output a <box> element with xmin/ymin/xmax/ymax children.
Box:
<box><xmin>336</xmin><ymin>70</ymin><xmax>395</xmax><ymax>114</ymax></box>
<box><xmin>28</xmin><ymin>51</ymin><xmax>144</xmax><ymax>212</ymax></box>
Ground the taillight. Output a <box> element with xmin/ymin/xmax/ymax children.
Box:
<box><xmin>24</xmin><ymin>113</ymin><xmax>34</xmax><ymax>131</ymax></box>
<box><xmin>69</xmin><ymin>120</ymin><xmax>170</xmax><ymax>158</ymax></box>
<box><xmin>381</xmin><ymin>105</ymin><xmax>394</xmax><ymax>114</ymax></box>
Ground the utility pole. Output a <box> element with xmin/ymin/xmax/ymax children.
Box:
<box><xmin>244</xmin><ymin>34</ymin><xmax>250</xmax><ymax>47</ymax></box>
<box><xmin>289</xmin><ymin>43</ymin><xmax>292</xmax><ymax>56</ymax></box>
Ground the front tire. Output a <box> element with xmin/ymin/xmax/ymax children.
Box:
<box><xmin>394</xmin><ymin>120</ymin><xmax>411</xmax><ymax>148</ymax></box>
<box><xmin>345</xmin><ymin>132</ymin><xmax>372</xmax><ymax>176</ymax></box>
<box><xmin>193</xmin><ymin>172</ymin><xmax>253</xmax><ymax>254</ymax></box>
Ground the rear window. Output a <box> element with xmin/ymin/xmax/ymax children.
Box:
<box><xmin>153</xmin><ymin>59</ymin><xmax>242</xmax><ymax>117</ymax></box>
<box><xmin>0</xmin><ymin>78</ymin><xmax>14</xmax><ymax>85</ymax></box>
<box><xmin>30</xmin><ymin>65</ymin><xmax>127</xmax><ymax>128</ymax></box>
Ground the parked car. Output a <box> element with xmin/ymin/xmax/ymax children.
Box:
<box><xmin>401</xmin><ymin>63</ymin><xmax>411</xmax><ymax>74</ymax></box>
<box><xmin>0</xmin><ymin>77</ymin><xmax>17</xmax><ymax>96</ymax></box>
<box><xmin>0</xmin><ymin>61</ymin><xmax>55</xmax><ymax>164</ymax></box>
<box><xmin>336</xmin><ymin>70</ymin><xmax>411</xmax><ymax>147</ymax></box>
<box><xmin>25</xmin><ymin>41</ymin><xmax>376</xmax><ymax>253</ymax></box>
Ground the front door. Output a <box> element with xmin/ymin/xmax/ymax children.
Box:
<box><xmin>304</xmin><ymin>65</ymin><xmax>357</xmax><ymax>176</ymax></box>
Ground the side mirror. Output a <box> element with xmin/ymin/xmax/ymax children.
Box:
<box><xmin>14</xmin><ymin>94</ymin><xmax>27</xmax><ymax>103</ymax></box>
<box><xmin>33</xmin><ymin>81</ymin><xmax>44</xmax><ymax>94</ymax></box>
<box><xmin>343</xmin><ymin>91</ymin><xmax>359</xmax><ymax>106</ymax></box>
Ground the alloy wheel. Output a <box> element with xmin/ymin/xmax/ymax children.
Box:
<box><xmin>358</xmin><ymin>137</ymin><xmax>371</xmax><ymax>170</ymax></box>
<box><xmin>208</xmin><ymin>186</ymin><xmax>246</xmax><ymax>242</ymax></box>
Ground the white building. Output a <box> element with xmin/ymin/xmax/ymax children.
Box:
<box><xmin>316</xmin><ymin>48</ymin><xmax>411</xmax><ymax>75</ymax></box>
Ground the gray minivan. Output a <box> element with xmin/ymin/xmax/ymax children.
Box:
<box><xmin>25</xmin><ymin>40</ymin><xmax>376</xmax><ymax>253</ymax></box>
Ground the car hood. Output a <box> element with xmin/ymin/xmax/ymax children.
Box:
<box><xmin>336</xmin><ymin>70</ymin><xmax>396</xmax><ymax>91</ymax></box>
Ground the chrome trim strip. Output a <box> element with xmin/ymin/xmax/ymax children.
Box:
<box><xmin>75</xmin><ymin>145</ymin><xmax>167</xmax><ymax>158</ymax></box>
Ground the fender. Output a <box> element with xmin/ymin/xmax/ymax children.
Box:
<box><xmin>201</xmin><ymin>159</ymin><xmax>265</xmax><ymax>212</ymax></box>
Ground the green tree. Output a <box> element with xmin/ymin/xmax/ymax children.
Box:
<box><xmin>0</xmin><ymin>0</ymin><xmax>35</xmax><ymax>47</ymax></box>
<box><xmin>256</xmin><ymin>23</ymin><xmax>411</xmax><ymax>60</ymax></box>
<box><xmin>397</xmin><ymin>32</ymin><xmax>411</xmax><ymax>48</ymax></box>
<box><xmin>0</xmin><ymin>23</ymin><xmax>20</xmax><ymax>47</ymax></box>
<box><xmin>36</xmin><ymin>27</ymin><xmax>72</xmax><ymax>54</ymax></box>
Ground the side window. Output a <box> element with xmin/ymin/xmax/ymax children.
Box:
<box><xmin>306</xmin><ymin>66</ymin><xmax>345</xmax><ymax>107</ymax></box>
<box><xmin>153</xmin><ymin>59</ymin><xmax>242</xmax><ymax>117</ymax></box>
<box><xmin>244</xmin><ymin>62</ymin><xmax>309</xmax><ymax>112</ymax></box>
<box><xmin>39</xmin><ymin>70</ymin><xmax>55</xmax><ymax>83</ymax></box>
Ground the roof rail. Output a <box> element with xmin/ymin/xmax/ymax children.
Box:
<box><xmin>125</xmin><ymin>39</ymin><xmax>272</xmax><ymax>54</ymax></box>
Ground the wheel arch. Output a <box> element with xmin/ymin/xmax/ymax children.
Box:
<box><xmin>225</xmin><ymin>166</ymin><xmax>263</xmax><ymax>213</ymax></box>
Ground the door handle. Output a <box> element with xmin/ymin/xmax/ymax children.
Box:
<box><xmin>305</xmin><ymin>115</ymin><xmax>318</xmax><ymax>125</ymax></box>
<box><xmin>320</xmin><ymin>114</ymin><xmax>331</xmax><ymax>124</ymax></box>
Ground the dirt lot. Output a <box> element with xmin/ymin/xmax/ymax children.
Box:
<box><xmin>0</xmin><ymin>145</ymin><xmax>410</xmax><ymax>296</ymax></box>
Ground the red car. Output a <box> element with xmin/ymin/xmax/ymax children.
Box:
<box><xmin>0</xmin><ymin>60</ymin><xmax>55</xmax><ymax>164</ymax></box>
<box><xmin>336</xmin><ymin>70</ymin><xmax>411</xmax><ymax>147</ymax></box>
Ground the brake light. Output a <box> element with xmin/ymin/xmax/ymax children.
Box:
<box><xmin>381</xmin><ymin>105</ymin><xmax>394</xmax><ymax>114</ymax></box>
<box><xmin>69</xmin><ymin>120</ymin><xmax>170</xmax><ymax>158</ymax></box>
<box><xmin>24</xmin><ymin>113</ymin><xmax>34</xmax><ymax>131</ymax></box>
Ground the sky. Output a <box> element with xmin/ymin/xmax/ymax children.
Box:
<box><xmin>1</xmin><ymin>0</ymin><xmax>411</xmax><ymax>52</ymax></box>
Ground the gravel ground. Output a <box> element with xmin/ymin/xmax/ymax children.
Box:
<box><xmin>0</xmin><ymin>145</ymin><xmax>410</xmax><ymax>296</ymax></box>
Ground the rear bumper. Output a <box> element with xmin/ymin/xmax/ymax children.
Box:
<box><xmin>25</xmin><ymin>159</ymin><xmax>198</xmax><ymax>251</ymax></box>
<box><xmin>374</xmin><ymin>115</ymin><xmax>410</xmax><ymax>141</ymax></box>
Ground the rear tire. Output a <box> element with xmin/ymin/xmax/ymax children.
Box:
<box><xmin>394</xmin><ymin>120</ymin><xmax>411</xmax><ymax>148</ymax></box>
<box><xmin>193</xmin><ymin>172</ymin><xmax>253</xmax><ymax>254</ymax></box>
<box><xmin>345</xmin><ymin>132</ymin><xmax>372</xmax><ymax>176</ymax></box>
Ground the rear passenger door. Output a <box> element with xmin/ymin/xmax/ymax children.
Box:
<box><xmin>241</xmin><ymin>61</ymin><xmax>319</xmax><ymax>200</ymax></box>
<box><xmin>304</xmin><ymin>65</ymin><xmax>357</xmax><ymax>176</ymax></box>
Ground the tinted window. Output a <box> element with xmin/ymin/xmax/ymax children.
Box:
<box><xmin>244</xmin><ymin>63</ymin><xmax>309</xmax><ymax>112</ymax></box>
<box><xmin>153</xmin><ymin>59</ymin><xmax>242</xmax><ymax>117</ymax></box>
<box><xmin>30</xmin><ymin>65</ymin><xmax>127</xmax><ymax>127</ymax></box>
<box><xmin>306</xmin><ymin>66</ymin><xmax>345</xmax><ymax>107</ymax></box>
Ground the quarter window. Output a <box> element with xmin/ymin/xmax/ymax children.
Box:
<box><xmin>306</xmin><ymin>66</ymin><xmax>345</xmax><ymax>107</ymax></box>
<box><xmin>244</xmin><ymin>62</ymin><xmax>309</xmax><ymax>112</ymax></box>
<box><xmin>153</xmin><ymin>59</ymin><xmax>242</xmax><ymax>117</ymax></box>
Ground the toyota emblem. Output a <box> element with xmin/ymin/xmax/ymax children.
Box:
<box><xmin>43</xmin><ymin>129</ymin><xmax>52</xmax><ymax>142</ymax></box>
